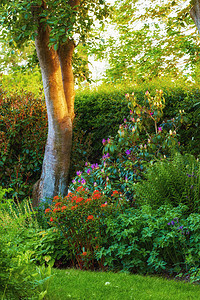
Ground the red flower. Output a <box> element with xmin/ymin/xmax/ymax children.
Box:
<box><xmin>95</xmin><ymin>245</ymin><xmax>99</xmax><ymax>249</ymax></box>
<box><xmin>53</xmin><ymin>208</ymin><xmax>58</xmax><ymax>213</ymax></box>
<box><xmin>82</xmin><ymin>252</ymin><xmax>87</xmax><ymax>256</ymax></box>
<box><xmin>71</xmin><ymin>196</ymin><xmax>78</xmax><ymax>202</ymax></box>
<box><xmin>66</xmin><ymin>192</ymin><xmax>73</xmax><ymax>198</ymax></box>
<box><xmin>61</xmin><ymin>205</ymin><xmax>67</xmax><ymax>211</ymax></box>
<box><xmin>45</xmin><ymin>208</ymin><xmax>51</xmax><ymax>214</ymax></box>
<box><xmin>87</xmin><ymin>215</ymin><xmax>94</xmax><ymax>220</ymax></box>
<box><xmin>76</xmin><ymin>186</ymin><xmax>83</xmax><ymax>191</ymax></box>
<box><xmin>101</xmin><ymin>203</ymin><xmax>107</xmax><ymax>207</ymax></box>
<box><xmin>85</xmin><ymin>198</ymin><xmax>92</xmax><ymax>203</ymax></box>
<box><xmin>53</xmin><ymin>195</ymin><xmax>59</xmax><ymax>200</ymax></box>
<box><xmin>92</xmin><ymin>190</ymin><xmax>101</xmax><ymax>200</ymax></box>
<box><xmin>50</xmin><ymin>217</ymin><xmax>54</xmax><ymax>222</ymax></box>
<box><xmin>76</xmin><ymin>197</ymin><xmax>83</xmax><ymax>203</ymax></box>
<box><xmin>55</xmin><ymin>202</ymin><xmax>62</xmax><ymax>207</ymax></box>
<box><xmin>111</xmin><ymin>190</ymin><xmax>119</xmax><ymax>197</ymax></box>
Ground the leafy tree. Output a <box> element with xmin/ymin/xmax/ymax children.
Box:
<box><xmin>92</xmin><ymin>0</ymin><xmax>200</xmax><ymax>83</ymax></box>
<box><xmin>0</xmin><ymin>0</ymin><xmax>109</xmax><ymax>204</ymax></box>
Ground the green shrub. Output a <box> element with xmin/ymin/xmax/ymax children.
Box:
<box><xmin>98</xmin><ymin>204</ymin><xmax>200</xmax><ymax>280</ymax></box>
<box><xmin>0</xmin><ymin>88</ymin><xmax>93</xmax><ymax>200</ymax></box>
<box><xmin>0</xmin><ymin>187</ymin><xmax>53</xmax><ymax>299</ymax></box>
<box><xmin>134</xmin><ymin>153</ymin><xmax>200</xmax><ymax>213</ymax></box>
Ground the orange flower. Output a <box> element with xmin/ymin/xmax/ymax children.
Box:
<box><xmin>66</xmin><ymin>192</ymin><xmax>73</xmax><ymax>197</ymax></box>
<box><xmin>45</xmin><ymin>208</ymin><xmax>51</xmax><ymax>213</ymax></box>
<box><xmin>76</xmin><ymin>197</ymin><xmax>83</xmax><ymax>203</ymax></box>
<box><xmin>55</xmin><ymin>202</ymin><xmax>62</xmax><ymax>207</ymax></box>
<box><xmin>95</xmin><ymin>245</ymin><xmax>99</xmax><ymax>249</ymax></box>
<box><xmin>92</xmin><ymin>191</ymin><xmax>101</xmax><ymax>200</ymax></box>
<box><xmin>53</xmin><ymin>208</ymin><xmax>58</xmax><ymax>212</ymax></box>
<box><xmin>87</xmin><ymin>215</ymin><xmax>94</xmax><ymax>220</ymax></box>
<box><xmin>85</xmin><ymin>198</ymin><xmax>92</xmax><ymax>203</ymax></box>
<box><xmin>82</xmin><ymin>252</ymin><xmax>87</xmax><ymax>256</ymax></box>
<box><xmin>71</xmin><ymin>196</ymin><xmax>78</xmax><ymax>202</ymax></box>
<box><xmin>53</xmin><ymin>195</ymin><xmax>59</xmax><ymax>200</ymax></box>
<box><xmin>111</xmin><ymin>190</ymin><xmax>119</xmax><ymax>196</ymax></box>
<box><xmin>101</xmin><ymin>203</ymin><xmax>107</xmax><ymax>207</ymax></box>
<box><xmin>50</xmin><ymin>217</ymin><xmax>54</xmax><ymax>222</ymax></box>
<box><xmin>61</xmin><ymin>205</ymin><xmax>67</xmax><ymax>211</ymax></box>
<box><xmin>76</xmin><ymin>186</ymin><xmax>83</xmax><ymax>191</ymax></box>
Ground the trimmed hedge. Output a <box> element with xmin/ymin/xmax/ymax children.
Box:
<box><xmin>1</xmin><ymin>78</ymin><xmax>200</xmax><ymax>199</ymax></box>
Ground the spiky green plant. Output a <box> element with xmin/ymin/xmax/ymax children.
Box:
<box><xmin>134</xmin><ymin>153</ymin><xmax>200</xmax><ymax>213</ymax></box>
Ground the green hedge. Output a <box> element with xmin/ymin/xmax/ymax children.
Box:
<box><xmin>75</xmin><ymin>79</ymin><xmax>200</xmax><ymax>160</ymax></box>
<box><xmin>1</xmin><ymin>78</ymin><xmax>200</xmax><ymax>199</ymax></box>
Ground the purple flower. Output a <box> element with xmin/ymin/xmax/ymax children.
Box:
<box><xmin>81</xmin><ymin>178</ymin><xmax>86</xmax><ymax>185</ymax></box>
<box><xmin>107</xmin><ymin>138</ymin><xmax>110</xmax><ymax>143</ymax></box>
<box><xmin>178</xmin><ymin>226</ymin><xmax>183</xmax><ymax>230</ymax></box>
<box><xmin>150</xmin><ymin>112</ymin><xmax>153</xmax><ymax>116</ymax></box>
<box><xmin>125</xmin><ymin>149</ymin><xmax>131</xmax><ymax>156</ymax></box>
<box><xmin>171</xmin><ymin>221</ymin><xmax>175</xmax><ymax>225</ymax></box>
<box><xmin>167</xmin><ymin>222</ymin><xmax>171</xmax><ymax>226</ymax></box>
<box><xmin>85</xmin><ymin>162</ymin><xmax>88</xmax><ymax>166</ymax></box>
<box><xmin>72</xmin><ymin>179</ymin><xmax>76</xmax><ymax>184</ymax></box>
<box><xmin>158</xmin><ymin>127</ymin><xmax>162</xmax><ymax>132</ymax></box>
<box><xmin>124</xmin><ymin>118</ymin><xmax>127</xmax><ymax>123</ymax></box>
<box><xmin>102</xmin><ymin>153</ymin><xmax>110</xmax><ymax>160</ymax></box>
<box><xmin>102</xmin><ymin>138</ymin><xmax>106</xmax><ymax>145</ymax></box>
<box><xmin>190</xmin><ymin>185</ymin><xmax>194</xmax><ymax>189</ymax></box>
<box><xmin>91</xmin><ymin>163</ymin><xmax>99</xmax><ymax>169</ymax></box>
<box><xmin>86</xmin><ymin>169</ymin><xmax>91</xmax><ymax>174</ymax></box>
<box><xmin>76</xmin><ymin>170</ymin><xmax>82</xmax><ymax>176</ymax></box>
<box><xmin>130</xmin><ymin>110</ymin><xmax>133</xmax><ymax>114</ymax></box>
<box><xmin>187</xmin><ymin>174</ymin><xmax>191</xmax><ymax>177</ymax></box>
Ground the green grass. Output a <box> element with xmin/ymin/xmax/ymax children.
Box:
<box><xmin>47</xmin><ymin>268</ymin><xmax>200</xmax><ymax>300</ymax></box>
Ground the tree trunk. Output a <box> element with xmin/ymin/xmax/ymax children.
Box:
<box><xmin>33</xmin><ymin>25</ymin><xmax>74</xmax><ymax>204</ymax></box>
<box><xmin>190</xmin><ymin>0</ymin><xmax>200</xmax><ymax>34</ymax></box>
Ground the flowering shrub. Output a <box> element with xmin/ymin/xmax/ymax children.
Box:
<box><xmin>70</xmin><ymin>90</ymin><xmax>182</xmax><ymax>200</ymax></box>
<box><xmin>45</xmin><ymin>187</ymin><xmax>127</xmax><ymax>270</ymax></box>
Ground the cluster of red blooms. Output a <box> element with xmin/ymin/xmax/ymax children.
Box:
<box><xmin>45</xmin><ymin>188</ymin><xmax>121</xmax><ymax>223</ymax></box>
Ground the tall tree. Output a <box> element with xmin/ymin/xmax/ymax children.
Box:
<box><xmin>0</xmin><ymin>0</ymin><xmax>109</xmax><ymax>204</ymax></box>
<box><xmin>92</xmin><ymin>0</ymin><xmax>200</xmax><ymax>83</ymax></box>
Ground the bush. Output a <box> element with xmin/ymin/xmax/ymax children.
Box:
<box><xmin>134</xmin><ymin>153</ymin><xmax>200</xmax><ymax>213</ymax></box>
<box><xmin>44</xmin><ymin>188</ymin><xmax>127</xmax><ymax>270</ymax></box>
<box><xmin>70</xmin><ymin>90</ymin><xmax>181</xmax><ymax>199</ymax></box>
<box><xmin>0</xmin><ymin>88</ymin><xmax>93</xmax><ymax>200</ymax></box>
<box><xmin>98</xmin><ymin>204</ymin><xmax>200</xmax><ymax>281</ymax></box>
<box><xmin>0</xmin><ymin>187</ymin><xmax>53</xmax><ymax>299</ymax></box>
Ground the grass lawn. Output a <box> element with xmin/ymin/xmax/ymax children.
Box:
<box><xmin>47</xmin><ymin>268</ymin><xmax>200</xmax><ymax>300</ymax></box>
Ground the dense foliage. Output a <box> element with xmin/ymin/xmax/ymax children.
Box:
<box><xmin>1</xmin><ymin>79</ymin><xmax>200</xmax><ymax>199</ymax></box>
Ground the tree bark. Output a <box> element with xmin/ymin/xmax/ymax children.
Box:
<box><xmin>33</xmin><ymin>24</ymin><xmax>74</xmax><ymax>204</ymax></box>
<box><xmin>190</xmin><ymin>0</ymin><xmax>200</xmax><ymax>34</ymax></box>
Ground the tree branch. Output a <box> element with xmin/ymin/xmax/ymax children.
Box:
<box><xmin>190</xmin><ymin>0</ymin><xmax>200</xmax><ymax>34</ymax></box>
